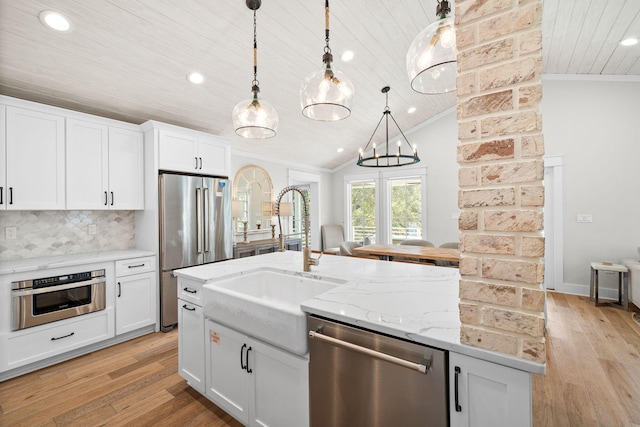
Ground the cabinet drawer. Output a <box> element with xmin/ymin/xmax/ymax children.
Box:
<box><xmin>178</xmin><ymin>279</ymin><xmax>204</xmax><ymax>306</ymax></box>
<box><xmin>115</xmin><ymin>256</ymin><xmax>155</xmax><ymax>277</ymax></box>
<box><xmin>3</xmin><ymin>310</ymin><xmax>113</xmax><ymax>371</ymax></box>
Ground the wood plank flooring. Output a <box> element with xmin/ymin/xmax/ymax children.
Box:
<box><xmin>533</xmin><ymin>292</ymin><xmax>640</xmax><ymax>427</ymax></box>
<box><xmin>0</xmin><ymin>292</ymin><xmax>638</xmax><ymax>426</ymax></box>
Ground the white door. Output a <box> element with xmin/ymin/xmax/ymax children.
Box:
<box><xmin>178</xmin><ymin>301</ymin><xmax>205</xmax><ymax>393</ymax></box>
<box><xmin>449</xmin><ymin>352</ymin><xmax>531</xmax><ymax>427</ymax></box>
<box><xmin>108</xmin><ymin>127</ymin><xmax>144</xmax><ymax>209</ymax></box>
<box><xmin>0</xmin><ymin>105</ymin><xmax>6</xmax><ymax>209</ymax></box>
<box><xmin>115</xmin><ymin>272</ymin><xmax>155</xmax><ymax>335</ymax></box>
<box><xmin>197</xmin><ymin>139</ymin><xmax>228</xmax><ymax>176</ymax></box>
<box><xmin>6</xmin><ymin>107</ymin><xmax>65</xmax><ymax>209</ymax></box>
<box><xmin>250</xmin><ymin>339</ymin><xmax>309</xmax><ymax>427</ymax></box>
<box><xmin>205</xmin><ymin>319</ymin><xmax>249</xmax><ymax>424</ymax></box>
<box><xmin>543</xmin><ymin>156</ymin><xmax>564</xmax><ymax>291</ymax></box>
<box><xmin>66</xmin><ymin>119</ymin><xmax>109</xmax><ymax>210</ymax></box>
<box><xmin>158</xmin><ymin>131</ymin><xmax>198</xmax><ymax>173</ymax></box>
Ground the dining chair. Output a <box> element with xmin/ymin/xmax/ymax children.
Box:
<box><xmin>321</xmin><ymin>224</ymin><xmax>344</xmax><ymax>255</ymax></box>
<box><xmin>436</xmin><ymin>242</ymin><xmax>460</xmax><ymax>267</ymax></box>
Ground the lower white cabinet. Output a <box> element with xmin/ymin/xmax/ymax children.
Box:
<box><xmin>115</xmin><ymin>257</ymin><xmax>156</xmax><ymax>335</ymax></box>
<box><xmin>449</xmin><ymin>352</ymin><xmax>532</xmax><ymax>427</ymax></box>
<box><xmin>0</xmin><ymin>309</ymin><xmax>114</xmax><ymax>373</ymax></box>
<box><xmin>205</xmin><ymin>319</ymin><xmax>309</xmax><ymax>427</ymax></box>
<box><xmin>178</xmin><ymin>300</ymin><xmax>205</xmax><ymax>393</ymax></box>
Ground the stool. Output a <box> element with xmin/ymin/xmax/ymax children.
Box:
<box><xmin>590</xmin><ymin>262</ymin><xmax>629</xmax><ymax>311</ymax></box>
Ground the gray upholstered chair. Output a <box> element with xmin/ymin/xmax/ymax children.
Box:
<box><xmin>436</xmin><ymin>242</ymin><xmax>460</xmax><ymax>267</ymax></box>
<box><xmin>399</xmin><ymin>239</ymin><xmax>434</xmax><ymax>247</ymax></box>
<box><xmin>321</xmin><ymin>224</ymin><xmax>344</xmax><ymax>255</ymax></box>
<box><xmin>339</xmin><ymin>241</ymin><xmax>362</xmax><ymax>256</ymax></box>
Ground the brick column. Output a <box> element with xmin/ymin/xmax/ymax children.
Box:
<box><xmin>455</xmin><ymin>0</ymin><xmax>545</xmax><ymax>363</ymax></box>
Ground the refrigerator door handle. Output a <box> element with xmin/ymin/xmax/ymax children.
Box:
<box><xmin>204</xmin><ymin>187</ymin><xmax>210</xmax><ymax>252</ymax></box>
<box><xmin>196</xmin><ymin>187</ymin><xmax>203</xmax><ymax>254</ymax></box>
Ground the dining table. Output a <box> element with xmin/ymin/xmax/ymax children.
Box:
<box><xmin>352</xmin><ymin>243</ymin><xmax>460</xmax><ymax>263</ymax></box>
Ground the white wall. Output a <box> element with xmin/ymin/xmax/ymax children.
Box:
<box><xmin>541</xmin><ymin>78</ymin><xmax>640</xmax><ymax>291</ymax></box>
<box><xmin>331</xmin><ymin>110</ymin><xmax>460</xmax><ymax>247</ymax></box>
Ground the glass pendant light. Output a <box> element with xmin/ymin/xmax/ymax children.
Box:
<box><xmin>300</xmin><ymin>0</ymin><xmax>354</xmax><ymax>121</ymax></box>
<box><xmin>406</xmin><ymin>0</ymin><xmax>456</xmax><ymax>94</ymax></box>
<box><xmin>357</xmin><ymin>87</ymin><xmax>420</xmax><ymax>168</ymax></box>
<box><xmin>232</xmin><ymin>0</ymin><xmax>278</xmax><ymax>139</ymax></box>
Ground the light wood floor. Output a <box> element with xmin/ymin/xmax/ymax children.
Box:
<box><xmin>533</xmin><ymin>292</ymin><xmax>640</xmax><ymax>427</ymax></box>
<box><xmin>0</xmin><ymin>292</ymin><xmax>638</xmax><ymax>426</ymax></box>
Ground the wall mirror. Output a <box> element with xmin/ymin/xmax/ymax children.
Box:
<box><xmin>233</xmin><ymin>165</ymin><xmax>273</xmax><ymax>233</ymax></box>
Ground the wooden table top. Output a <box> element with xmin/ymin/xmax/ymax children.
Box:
<box><xmin>353</xmin><ymin>244</ymin><xmax>460</xmax><ymax>262</ymax></box>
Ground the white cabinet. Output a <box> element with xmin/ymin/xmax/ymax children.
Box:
<box><xmin>449</xmin><ymin>352</ymin><xmax>532</xmax><ymax>427</ymax></box>
<box><xmin>177</xmin><ymin>278</ymin><xmax>206</xmax><ymax>393</ymax></box>
<box><xmin>66</xmin><ymin>118</ymin><xmax>144</xmax><ymax>210</ymax></box>
<box><xmin>158</xmin><ymin>130</ymin><xmax>228</xmax><ymax>176</ymax></box>
<box><xmin>4</xmin><ymin>106</ymin><xmax>65</xmax><ymax>209</ymax></box>
<box><xmin>114</xmin><ymin>257</ymin><xmax>156</xmax><ymax>335</ymax></box>
<box><xmin>0</xmin><ymin>105</ymin><xmax>5</xmax><ymax>208</ymax></box>
<box><xmin>205</xmin><ymin>319</ymin><xmax>309</xmax><ymax>427</ymax></box>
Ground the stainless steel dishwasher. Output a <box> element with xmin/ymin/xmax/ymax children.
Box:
<box><xmin>308</xmin><ymin>315</ymin><xmax>448</xmax><ymax>427</ymax></box>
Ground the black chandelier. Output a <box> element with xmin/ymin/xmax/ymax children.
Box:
<box><xmin>357</xmin><ymin>86</ymin><xmax>420</xmax><ymax>168</ymax></box>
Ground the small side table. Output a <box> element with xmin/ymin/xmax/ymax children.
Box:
<box><xmin>590</xmin><ymin>262</ymin><xmax>629</xmax><ymax>311</ymax></box>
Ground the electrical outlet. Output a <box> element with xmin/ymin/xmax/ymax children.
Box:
<box><xmin>5</xmin><ymin>226</ymin><xmax>17</xmax><ymax>240</ymax></box>
<box><xmin>88</xmin><ymin>224</ymin><xmax>97</xmax><ymax>235</ymax></box>
<box><xmin>576</xmin><ymin>214</ymin><xmax>593</xmax><ymax>223</ymax></box>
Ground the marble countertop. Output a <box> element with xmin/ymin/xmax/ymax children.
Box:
<box><xmin>0</xmin><ymin>249</ymin><xmax>156</xmax><ymax>275</ymax></box>
<box><xmin>174</xmin><ymin>251</ymin><xmax>545</xmax><ymax>374</ymax></box>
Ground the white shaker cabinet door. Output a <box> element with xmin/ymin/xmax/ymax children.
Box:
<box><xmin>178</xmin><ymin>301</ymin><xmax>205</xmax><ymax>394</ymax></box>
<box><xmin>205</xmin><ymin>319</ymin><xmax>250</xmax><ymax>425</ymax></box>
<box><xmin>6</xmin><ymin>106</ymin><xmax>65</xmax><ymax>210</ymax></box>
<box><xmin>158</xmin><ymin>131</ymin><xmax>198</xmax><ymax>173</ymax></box>
<box><xmin>108</xmin><ymin>127</ymin><xmax>144</xmax><ymax>209</ymax></box>
<box><xmin>115</xmin><ymin>272</ymin><xmax>156</xmax><ymax>335</ymax></box>
<box><xmin>0</xmin><ymin>105</ymin><xmax>6</xmax><ymax>208</ymax></box>
<box><xmin>449</xmin><ymin>352</ymin><xmax>532</xmax><ymax>427</ymax></box>
<box><xmin>66</xmin><ymin>118</ymin><xmax>109</xmax><ymax>210</ymax></box>
<box><xmin>196</xmin><ymin>139</ymin><xmax>228</xmax><ymax>177</ymax></box>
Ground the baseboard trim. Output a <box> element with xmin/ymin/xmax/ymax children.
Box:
<box><xmin>557</xmin><ymin>282</ymin><xmax>622</xmax><ymax>301</ymax></box>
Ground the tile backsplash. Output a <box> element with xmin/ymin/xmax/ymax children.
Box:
<box><xmin>0</xmin><ymin>211</ymin><xmax>135</xmax><ymax>261</ymax></box>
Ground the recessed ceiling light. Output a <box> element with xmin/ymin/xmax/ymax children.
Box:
<box><xmin>39</xmin><ymin>10</ymin><xmax>73</xmax><ymax>32</ymax></box>
<box><xmin>407</xmin><ymin>106</ymin><xmax>417</xmax><ymax>114</ymax></box>
<box><xmin>341</xmin><ymin>50</ymin><xmax>354</xmax><ymax>62</ymax></box>
<box><xmin>336</xmin><ymin>147</ymin><xmax>344</xmax><ymax>153</ymax></box>
<box><xmin>620</xmin><ymin>37</ymin><xmax>638</xmax><ymax>47</ymax></box>
<box><xmin>187</xmin><ymin>72</ymin><xmax>205</xmax><ymax>84</ymax></box>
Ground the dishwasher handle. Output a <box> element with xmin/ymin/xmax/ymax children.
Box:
<box><xmin>309</xmin><ymin>330</ymin><xmax>430</xmax><ymax>374</ymax></box>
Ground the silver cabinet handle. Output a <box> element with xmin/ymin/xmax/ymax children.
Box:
<box><xmin>309</xmin><ymin>330</ymin><xmax>430</xmax><ymax>374</ymax></box>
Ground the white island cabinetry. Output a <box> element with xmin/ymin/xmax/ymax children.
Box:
<box><xmin>177</xmin><ymin>277</ymin><xmax>206</xmax><ymax>394</ymax></box>
<box><xmin>205</xmin><ymin>319</ymin><xmax>309</xmax><ymax>427</ymax></box>
<box><xmin>449</xmin><ymin>352</ymin><xmax>532</xmax><ymax>427</ymax></box>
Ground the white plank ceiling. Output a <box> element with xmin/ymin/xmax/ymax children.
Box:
<box><xmin>0</xmin><ymin>0</ymin><xmax>638</xmax><ymax>170</ymax></box>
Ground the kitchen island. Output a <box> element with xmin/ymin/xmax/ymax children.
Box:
<box><xmin>174</xmin><ymin>251</ymin><xmax>544</xmax><ymax>426</ymax></box>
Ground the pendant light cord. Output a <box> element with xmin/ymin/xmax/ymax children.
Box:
<box><xmin>324</xmin><ymin>0</ymin><xmax>331</xmax><ymax>54</ymax></box>
<box><xmin>253</xmin><ymin>9</ymin><xmax>259</xmax><ymax>86</ymax></box>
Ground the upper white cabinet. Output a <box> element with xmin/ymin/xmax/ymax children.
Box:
<box><xmin>4</xmin><ymin>106</ymin><xmax>65</xmax><ymax>210</ymax></box>
<box><xmin>66</xmin><ymin>119</ymin><xmax>143</xmax><ymax>210</ymax></box>
<box><xmin>159</xmin><ymin>130</ymin><xmax>229</xmax><ymax>176</ymax></box>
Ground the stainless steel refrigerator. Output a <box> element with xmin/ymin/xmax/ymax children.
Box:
<box><xmin>159</xmin><ymin>172</ymin><xmax>232</xmax><ymax>331</ymax></box>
